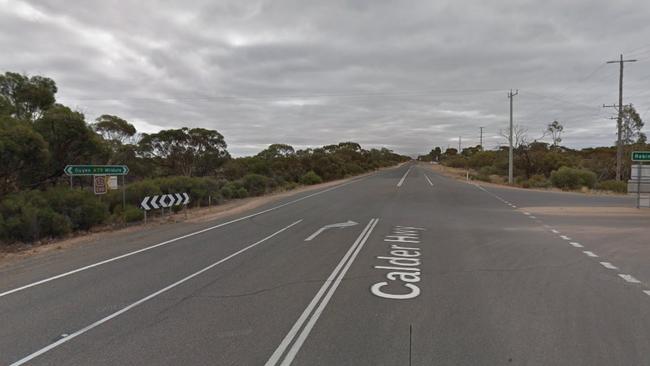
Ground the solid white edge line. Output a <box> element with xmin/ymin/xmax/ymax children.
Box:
<box><xmin>397</xmin><ymin>167</ymin><xmax>412</xmax><ymax>187</ymax></box>
<box><xmin>424</xmin><ymin>174</ymin><xmax>434</xmax><ymax>186</ymax></box>
<box><xmin>279</xmin><ymin>218</ymin><xmax>379</xmax><ymax>366</ymax></box>
<box><xmin>0</xmin><ymin>176</ymin><xmax>368</xmax><ymax>298</ymax></box>
<box><xmin>9</xmin><ymin>220</ymin><xmax>304</xmax><ymax>366</ymax></box>
<box><xmin>265</xmin><ymin>219</ymin><xmax>377</xmax><ymax>366</ymax></box>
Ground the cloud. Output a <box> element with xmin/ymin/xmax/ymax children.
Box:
<box><xmin>1</xmin><ymin>0</ymin><xmax>649</xmax><ymax>156</ymax></box>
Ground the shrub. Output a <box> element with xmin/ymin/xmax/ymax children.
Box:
<box><xmin>123</xmin><ymin>205</ymin><xmax>144</xmax><ymax>223</ymax></box>
<box><xmin>595</xmin><ymin>179</ymin><xmax>627</xmax><ymax>193</ymax></box>
<box><xmin>44</xmin><ymin>187</ymin><xmax>109</xmax><ymax>231</ymax></box>
<box><xmin>550</xmin><ymin>166</ymin><xmax>597</xmax><ymax>190</ymax></box>
<box><xmin>241</xmin><ymin>174</ymin><xmax>270</xmax><ymax>196</ymax></box>
<box><xmin>235</xmin><ymin>187</ymin><xmax>248</xmax><ymax>198</ymax></box>
<box><xmin>300</xmin><ymin>171</ymin><xmax>323</xmax><ymax>185</ymax></box>
<box><xmin>528</xmin><ymin>174</ymin><xmax>551</xmax><ymax>188</ymax></box>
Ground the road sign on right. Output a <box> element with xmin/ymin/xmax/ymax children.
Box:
<box><xmin>632</xmin><ymin>151</ymin><xmax>650</xmax><ymax>162</ymax></box>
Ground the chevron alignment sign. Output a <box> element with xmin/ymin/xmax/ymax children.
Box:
<box><xmin>141</xmin><ymin>193</ymin><xmax>190</xmax><ymax>211</ymax></box>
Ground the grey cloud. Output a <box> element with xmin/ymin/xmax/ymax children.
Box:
<box><xmin>1</xmin><ymin>0</ymin><xmax>649</xmax><ymax>156</ymax></box>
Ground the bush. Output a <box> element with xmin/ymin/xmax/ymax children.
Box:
<box><xmin>235</xmin><ymin>187</ymin><xmax>248</xmax><ymax>198</ymax></box>
<box><xmin>44</xmin><ymin>187</ymin><xmax>109</xmax><ymax>230</ymax></box>
<box><xmin>528</xmin><ymin>174</ymin><xmax>551</xmax><ymax>188</ymax></box>
<box><xmin>300</xmin><ymin>171</ymin><xmax>323</xmax><ymax>185</ymax></box>
<box><xmin>122</xmin><ymin>204</ymin><xmax>144</xmax><ymax>223</ymax></box>
<box><xmin>241</xmin><ymin>174</ymin><xmax>270</xmax><ymax>196</ymax></box>
<box><xmin>550</xmin><ymin>166</ymin><xmax>597</xmax><ymax>190</ymax></box>
<box><xmin>595</xmin><ymin>179</ymin><xmax>627</xmax><ymax>193</ymax></box>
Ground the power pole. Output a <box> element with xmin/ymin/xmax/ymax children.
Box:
<box><xmin>606</xmin><ymin>54</ymin><xmax>636</xmax><ymax>181</ymax></box>
<box><xmin>507</xmin><ymin>89</ymin><xmax>518</xmax><ymax>184</ymax></box>
<box><xmin>458</xmin><ymin>136</ymin><xmax>461</xmax><ymax>152</ymax></box>
<box><xmin>479</xmin><ymin>127</ymin><xmax>484</xmax><ymax>148</ymax></box>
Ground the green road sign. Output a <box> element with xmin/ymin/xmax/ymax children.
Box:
<box><xmin>632</xmin><ymin>151</ymin><xmax>650</xmax><ymax>162</ymax></box>
<box><xmin>64</xmin><ymin>165</ymin><xmax>129</xmax><ymax>176</ymax></box>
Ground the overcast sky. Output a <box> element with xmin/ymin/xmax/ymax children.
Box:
<box><xmin>2</xmin><ymin>0</ymin><xmax>650</xmax><ymax>156</ymax></box>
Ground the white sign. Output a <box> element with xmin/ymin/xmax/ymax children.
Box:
<box><xmin>140</xmin><ymin>193</ymin><xmax>190</xmax><ymax>211</ymax></box>
<box><xmin>108</xmin><ymin>176</ymin><xmax>118</xmax><ymax>190</ymax></box>
<box><xmin>93</xmin><ymin>175</ymin><xmax>107</xmax><ymax>195</ymax></box>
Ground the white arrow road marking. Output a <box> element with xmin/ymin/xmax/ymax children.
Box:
<box><xmin>266</xmin><ymin>219</ymin><xmax>379</xmax><ymax>366</ymax></box>
<box><xmin>424</xmin><ymin>174</ymin><xmax>433</xmax><ymax>186</ymax></box>
<box><xmin>150</xmin><ymin>195</ymin><xmax>159</xmax><ymax>209</ymax></box>
<box><xmin>304</xmin><ymin>221</ymin><xmax>359</xmax><ymax>241</ymax></box>
<box><xmin>8</xmin><ymin>220</ymin><xmax>303</xmax><ymax>366</ymax></box>
<box><xmin>140</xmin><ymin>196</ymin><xmax>151</xmax><ymax>210</ymax></box>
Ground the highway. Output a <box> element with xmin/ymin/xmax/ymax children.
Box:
<box><xmin>1</xmin><ymin>162</ymin><xmax>650</xmax><ymax>365</ymax></box>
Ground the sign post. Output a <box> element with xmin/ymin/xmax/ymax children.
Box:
<box><xmin>629</xmin><ymin>152</ymin><xmax>650</xmax><ymax>209</ymax></box>
<box><xmin>65</xmin><ymin>165</ymin><xmax>129</xmax><ymax>221</ymax></box>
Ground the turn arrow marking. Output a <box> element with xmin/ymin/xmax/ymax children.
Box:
<box><xmin>304</xmin><ymin>220</ymin><xmax>359</xmax><ymax>241</ymax></box>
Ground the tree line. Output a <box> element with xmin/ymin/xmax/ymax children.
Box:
<box><xmin>419</xmin><ymin>118</ymin><xmax>648</xmax><ymax>191</ymax></box>
<box><xmin>0</xmin><ymin>71</ymin><xmax>408</xmax><ymax>244</ymax></box>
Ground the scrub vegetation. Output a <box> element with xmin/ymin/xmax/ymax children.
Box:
<box><xmin>419</xmin><ymin>119</ymin><xmax>646</xmax><ymax>193</ymax></box>
<box><xmin>0</xmin><ymin>71</ymin><xmax>408</xmax><ymax>245</ymax></box>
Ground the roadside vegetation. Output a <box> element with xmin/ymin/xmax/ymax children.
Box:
<box><xmin>418</xmin><ymin>119</ymin><xmax>647</xmax><ymax>193</ymax></box>
<box><xmin>0</xmin><ymin>71</ymin><xmax>408</xmax><ymax>246</ymax></box>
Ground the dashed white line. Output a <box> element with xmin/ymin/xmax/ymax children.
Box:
<box><xmin>523</xmin><ymin>212</ymin><xmax>531</xmax><ymax>215</ymax></box>
<box><xmin>551</xmin><ymin>229</ymin><xmax>559</xmax><ymax>234</ymax></box>
<box><xmin>9</xmin><ymin>219</ymin><xmax>304</xmax><ymax>366</ymax></box>
<box><xmin>619</xmin><ymin>274</ymin><xmax>642</xmax><ymax>284</ymax></box>
<box><xmin>643</xmin><ymin>290</ymin><xmax>650</xmax><ymax>297</ymax></box>
<box><xmin>599</xmin><ymin>262</ymin><xmax>618</xmax><ymax>270</ymax></box>
<box><xmin>583</xmin><ymin>251</ymin><xmax>598</xmax><ymax>257</ymax></box>
<box><xmin>397</xmin><ymin>167</ymin><xmax>412</xmax><ymax>187</ymax></box>
<box><xmin>559</xmin><ymin>235</ymin><xmax>571</xmax><ymax>241</ymax></box>
<box><xmin>570</xmin><ymin>242</ymin><xmax>584</xmax><ymax>248</ymax></box>
<box><xmin>511</xmin><ymin>205</ymin><xmax>517</xmax><ymax>208</ymax></box>
<box><xmin>529</xmin><ymin>216</ymin><xmax>537</xmax><ymax>219</ymax></box>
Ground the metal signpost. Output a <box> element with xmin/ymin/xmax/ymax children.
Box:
<box><xmin>65</xmin><ymin>165</ymin><xmax>129</xmax><ymax>219</ymax></box>
<box><xmin>629</xmin><ymin>152</ymin><xmax>650</xmax><ymax>208</ymax></box>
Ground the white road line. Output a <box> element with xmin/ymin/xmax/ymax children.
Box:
<box><xmin>9</xmin><ymin>220</ymin><xmax>303</xmax><ymax>366</ymax></box>
<box><xmin>551</xmin><ymin>229</ymin><xmax>559</xmax><ymax>234</ymax></box>
<box><xmin>529</xmin><ymin>216</ymin><xmax>537</xmax><ymax>219</ymax></box>
<box><xmin>397</xmin><ymin>167</ymin><xmax>412</xmax><ymax>187</ymax></box>
<box><xmin>643</xmin><ymin>290</ymin><xmax>650</xmax><ymax>297</ymax></box>
<box><xmin>619</xmin><ymin>274</ymin><xmax>642</xmax><ymax>284</ymax></box>
<box><xmin>560</xmin><ymin>235</ymin><xmax>571</xmax><ymax>241</ymax></box>
<box><xmin>511</xmin><ymin>205</ymin><xmax>517</xmax><ymax>208</ymax></box>
<box><xmin>424</xmin><ymin>174</ymin><xmax>434</xmax><ymax>186</ymax></box>
<box><xmin>266</xmin><ymin>219</ymin><xmax>379</xmax><ymax>366</ymax></box>
<box><xmin>570</xmin><ymin>242</ymin><xmax>584</xmax><ymax>248</ymax></box>
<box><xmin>600</xmin><ymin>262</ymin><xmax>618</xmax><ymax>270</ymax></box>
<box><xmin>0</xmin><ymin>177</ymin><xmax>365</xmax><ymax>298</ymax></box>
<box><xmin>583</xmin><ymin>251</ymin><xmax>597</xmax><ymax>257</ymax></box>
<box><xmin>523</xmin><ymin>212</ymin><xmax>530</xmax><ymax>215</ymax></box>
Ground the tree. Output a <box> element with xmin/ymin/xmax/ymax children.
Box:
<box><xmin>0</xmin><ymin>72</ymin><xmax>57</xmax><ymax>121</ymax></box>
<box><xmin>92</xmin><ymin>115</ymin><xmax>137</xmax><ymax>144</ymax></box>
<box><xmin>621</xmin><ymin>105</ymin><xmax>645</xmax><ymax>145</ymax></box>
<box><xmin>139</xmin><ymin>127</ymin><xmax>230</xmax><ymax>176</ymax></box>
<box><xmin>546</xmin><ymin>120</ymin><xmax>564</xmax><ymax>147</ymax></box>
<box><xmin>33</xmin><ymin>104</ymin><xmax>106</xmax><ymax>183</ymax></box>
<box><xmin>0</xmin><ymin>117</ymin><xmax>49</xmax><ymax>194</ymax></box>
<box><xmin>500</xmin><ymin>124</ymin><xmax>528</xmax><ymax>148</ymax></box>
<box><xmin>257</xmin><ymin>144</ymin><xmax>295</xmax><ymax>159</ymax></box>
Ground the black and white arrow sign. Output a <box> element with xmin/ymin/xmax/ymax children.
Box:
<box><xmin>141</xmin><ymin>192</ymin><xmax>191</xmax><ymax>211</ymax></box>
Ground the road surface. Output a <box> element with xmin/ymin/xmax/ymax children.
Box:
<box><xmin>1</xmin><ymin>163</ymin><xmax>650</xmax><ymax>365</ymax></box>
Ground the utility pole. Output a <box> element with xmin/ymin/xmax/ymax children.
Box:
<box><xmin>507</xmin><ymin>89</ymin><xmax>518</xmax><ymax>184</ymax></box>
<box><xmin>458</xmin><ymin>136</ymin><xmax>461</xmax><ymax>152</ymax></box>
<box><xmin>479</xmin><ymin>127</ymin><xmax>484</xmax><ymax>148</ymax></box>
<box><xmin>606</xmin><ymin>54</ymin><xmax>636</xmax><ymax>181</ymax></box>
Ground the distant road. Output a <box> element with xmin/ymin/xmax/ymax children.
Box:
<box><xmin>2</xmin><ymin>163</ymin><xmax>650</xmax><ymax>365</ymax></box>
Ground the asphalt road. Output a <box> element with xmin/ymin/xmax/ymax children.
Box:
<box><xmin>2</xmin><ymin>162</ymin><xmax>650</xmax><ymax>365</ymax></box>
